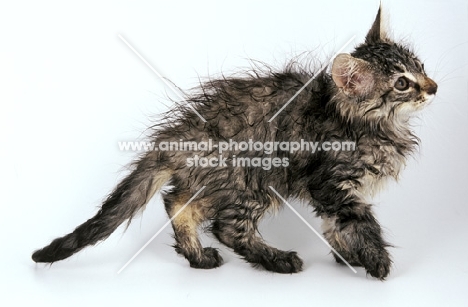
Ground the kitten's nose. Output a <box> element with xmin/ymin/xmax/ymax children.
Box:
<box><xmin>424</xmin><ymin>77</ymin><xmax>438</xmax><ymax>95</ymax></box>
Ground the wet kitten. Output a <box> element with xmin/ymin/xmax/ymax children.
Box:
<box><xmin>32</xmin><ymin>8</ymin><xmax>437</xmax><ymax>280</ymax></box>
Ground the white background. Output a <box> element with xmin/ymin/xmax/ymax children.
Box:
<box><xmin>1</xmin><ymin>0</ymin><xmax>468</xmax><ymax>306</ymax></box>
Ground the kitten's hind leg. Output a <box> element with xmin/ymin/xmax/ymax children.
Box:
<box><xmin>212</xmin><ymin>202</ymin><xmax>303</xmax><ymax>274</ymax></box>
<box><xmin>164</xmin><ymin>192</ymin><xmax>223</xmax><ymax>269</ymax></box>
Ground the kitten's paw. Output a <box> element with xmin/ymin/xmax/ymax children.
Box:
<box><xmin>189</xmin><ymin>247</ymin><xmax>223</xmax><ymax>269</ymax></box>
<box><xmin>359</xmin><ymin>248</ymin><xmax>392</xmax><ymax>280</ymax></box>
<box><xmin>260</xmin><ymin>251</ymin><xmax>303</xmax><ymax>274</ymax></box>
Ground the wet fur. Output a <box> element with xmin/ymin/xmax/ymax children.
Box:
<box><xmin>32</xmin><ymin>8</ymin><xmax>437</xmax><ymax>280</ymax></box>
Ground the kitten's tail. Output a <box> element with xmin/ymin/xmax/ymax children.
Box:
<box><xmin>31</xmin><ymin>157</ymin><xmax>172</xmax><ymax>263</ymax></box>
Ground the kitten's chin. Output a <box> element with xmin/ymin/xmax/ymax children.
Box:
<box><xmin>415</xmin><ymin>93</ymin><xmax>436</xmax><ymax>111</ymax></box>
<box><xmin>423</xmin><ymin>93</ymin><xmax>436</xmax><ymax>106</ymax></box>
<box><xmin>402</xmin><ymin>93</ymin><xmax>436</xmax><ymax>114</ymax></box>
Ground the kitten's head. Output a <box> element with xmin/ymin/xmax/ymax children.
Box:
<box><xmin>330</xmin><ymin>8</ymin><xmax>437</xmax><ymax>125</ymax></box>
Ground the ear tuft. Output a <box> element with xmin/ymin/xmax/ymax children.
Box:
<box><xmin>365</xmin><ymin>5</ymin><xmax>388</xmax><ymax>44</ymax></box>
<box><xmin>331</xmin><ymin>54</ymin><xmax>375</xmax><ymax>98</ymax></box>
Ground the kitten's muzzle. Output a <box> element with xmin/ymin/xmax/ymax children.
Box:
<box><xmin>423</xmin><ymin>77</ymin><xmax>438</xmax><ymax>95</ymax></box>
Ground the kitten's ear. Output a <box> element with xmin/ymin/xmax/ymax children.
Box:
<box><xmin>331</xmin><ymin>54</ymin><xmax>375</xmax><ymax>97</ymax></box>
<box><xmin>365</xmin><ymin>6</ymin><xmax>387</xmax><ymax>43</ymax></box>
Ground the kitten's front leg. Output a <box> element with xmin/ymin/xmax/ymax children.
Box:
<box><xmin>311</xmin><ymin>186</ymin><xmax>392</xmax><ymax>279</ymax></box>
<box><xmin>321</xmin><ymin>210</ymin><xmax>392</xmax><ymax>279</ymax></box>
<box><xmin>212</xmin><ymin>202</ymin><xmax>303</xmax><ymax>273</ymax></box>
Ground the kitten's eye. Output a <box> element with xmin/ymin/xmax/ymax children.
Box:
<box><xmin>394</xmin><ymin>77</ymin><xmax>413</xmax><ymax>91</ymax></box>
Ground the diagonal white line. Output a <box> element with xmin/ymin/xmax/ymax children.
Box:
<box><xmin>268</xmin><ymin>186</ymin><xmax>357</xmax><ymax>274</ymax></box>
<box><xmin>118</xmin><ymin>34</ymin><xmax>207</xmax><ymax>123</ymax></box>
<box><xmin>117</xmin><ymin>186</ymin><xmax>206</xmax><ymax>274</ymax></box>
<box><xmin>268</xmin><ymin>35</ymin><xmax>356</xmax><ymax>122</ymax></box>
